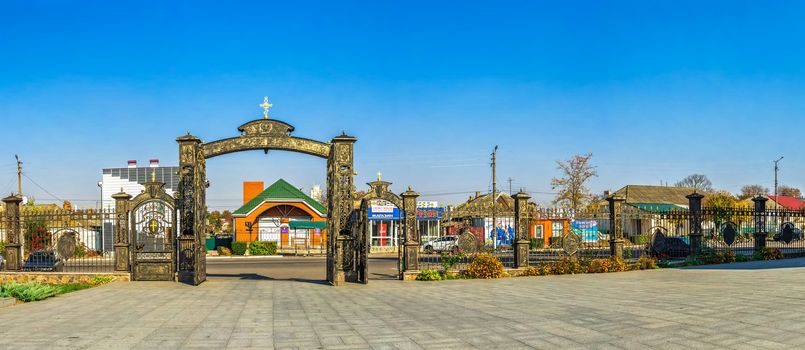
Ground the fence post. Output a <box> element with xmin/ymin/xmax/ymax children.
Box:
<box><xmin>401</xmin><ymin>188</ymin><xmax>420</xmax><ymax>273</ymax></box>
<box><xmin>607</xmin><ymin>194</ymin><xmax>626</xmax><ymax>258</ymax></box>
<box><xmin>513</xmin><ymin>191</ymin><xmax>531</xmax><ymax>268</ymax></box>
<box><xmin>113</xmin><ymin>191</ymin><xmax>132</xmax><ymax>272</ymax></box>
<box><xmin>687</xmin><ymin>192</ymin><xmax>704</xmax><ymax>255</ymax></box>
<box><xmin>752</xmin><ymin>196</ymin><xmax>768</xmax><ymax>252</ymax></box>
<box><xmin>2</xmin><ymin>195</ymin><xmax>23</xmax><ymax>271</ymax></box>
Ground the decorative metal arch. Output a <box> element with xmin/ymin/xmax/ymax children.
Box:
<box><xmin>201</xmin><ymin>119</ymin><xmax>331</xmax><ymax>159</ymax></box>
<box><xmin>354</xmin><ymin>178</ymin><xmax>420</xmax><ymax>280</ymax></box>
<box><xmin>177</xmin><ymin>118</ymin><xmax>357</xmax><ymax>286</ymax></box>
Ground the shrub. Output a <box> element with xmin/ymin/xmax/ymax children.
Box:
<box><xmin>217</xmin><ymin>246</ymin><xmax>232</xmax><ymax>256</ymax></box>
<box><xmin>636</xmin><ymin>256</ymin><xmax>657</xmax><ymax>270</ymax></box>
<box><xmin>248</xmin><ymin>241</ymin><xmax>277</xmax><ymax>256</ymax></box>
<box><xmin>683</xmin><ymin>256</ymin><xmax>703</xmax><ymax>266</ymax></box>
<box><xmin>587</xmin><ymin>258</ymin><xmax>612</xmax><ymax>273</ymax></box>
<box><xmin>465</xmin><ymin>253</ymin><xmax>504</xmax><ymax>279</ymax></box>
<box><xmin>440</xmin><ymin>252</ymin><xmax>464</xmax><ymax>271</ymax></box>
<box><xmin>0</xmin><ymin>282</ymin><xmax>60</xmax><ymax>302</ymax></box>
<box><xmin>587</xmin><ymin>257</ymin><xmax>628</xmax><ymax>273</ymax></box>
<box><xmin>0</xmin><ymin>240</ymin><xmax>5</xmax><ymax>258</ymax></box>
<box><xmin>721</xmin><ymin>250</ymin><xmax>736</xmax><ymax>263</ymax></box>
<box><xmin>633</xmin><ymin>234</ymin><xmax>649</xmax><ymax>245</ymax></box>
<box><xmin>528</xmin><ymin>238</ymin><xmax>542</xmax><ymax>250</ymax></box>
<box><xmin>755</xmin><ymin>247</ymin><xmax>784</xmax><ymax>261</ymax></box>
<box><xmin>520</xmin><ymin>266</ymin><xmax>540</xmax><ymax>276</ymax></box>
<box><xmin>415</xmin><ymin>269</ymin><xmax>442</xmax><ymax>281</ymax></box>
<box><xmin>231</xmin><ymin>242</ymin><xmax>247</xmax><ymax>255</ymax></box>
<box><xmin>554</xmin><ymin>256</ymin><xmax>586</xmax><ymax>275</ymax></box>
<box><xmin>90</xmin><ymin>275</ymin><xmax>114</xmax><ymax>286</ymax></box>
<box><xmin>735</xmin><ymin>254</ymin><xmax>751</xmax><ymax>262</ymax></box>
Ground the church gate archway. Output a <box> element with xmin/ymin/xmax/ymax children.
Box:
<box><xmin>176</xmin><ymin>115</ymin><xmax>357</xmax><ymax>286</ymax></box>
<box><xmin>354</xmin><ymin>177</ymin><xmax>420</xmax><ymax>282</ymax></box>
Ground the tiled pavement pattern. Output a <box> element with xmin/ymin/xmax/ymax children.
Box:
<box><xmin>2</xmin><ymin>259</ymin><xmax>805</xmax><ymax>349</ymax></box>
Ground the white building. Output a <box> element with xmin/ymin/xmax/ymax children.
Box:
<box><xmin>99</xmin><ymin>159</ymin><xmax>179</xmax><ymax>251</ymax></box>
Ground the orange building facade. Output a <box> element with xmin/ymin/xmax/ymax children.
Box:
<box><xmin>232</xmin><ymin>179</ymin><xmax>328</xmax><ymax>248</ymax></box>
<box><xmin>529</xmin><ymin>218</ymin><xmax>570</xmax><ymax>248</ymax></box>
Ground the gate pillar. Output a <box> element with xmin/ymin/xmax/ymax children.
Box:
<box><xmin>513</xmin><ymin>191</ymin><xmax>531</xmax><ymax>268</ymax></box>
<box><xmin>607</xmin><ymin>194</ymin><xmax>626</xmax><ymax>258</ymax></box>
<box><xmin>401</xmin><ymin>188</ymin><xmax>420</xmax><ymax>272</ymax></box>
<box><xmin>112</xmin><ymin>191</ymin><xmax>132</xmax><ymax>272</ymax></box>
<box><xmin>327</xmin><ymin>134</ymin><xmax>356</xmax><ymax>286</ymax></box>
<box><xmin>2</xmin><ymin>195</ymin><xmax>22</xmax><ymax>271</ymax></box>
<box><xmin>752</xmin><ymin>196</ymin><xmax>768</xmax><ymax>251</ymax></box>
<box><xmin>177</xmin><ymin>134</ymin><xmax>207</xmax><ymax>285</ymax></box>
<box><xmin>687</xmin><ymin>192</ymin><xmax>704</xmax><ymax>255</ymax></box>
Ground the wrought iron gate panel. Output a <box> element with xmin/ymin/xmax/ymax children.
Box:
<box><xmin>129</xmin><ymin>182</ymin><xmax>177</xmax><ymax>281</ymax></box>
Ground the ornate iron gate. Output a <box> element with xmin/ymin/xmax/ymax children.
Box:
<box><xmin>129</xmin><ymin>182</ymin><xmax>177</xmax><ymax>281</ymax></box>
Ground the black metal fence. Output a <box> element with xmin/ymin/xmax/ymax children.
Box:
<box><xmin>17</xmin><ymin>208</ymin><xmax>116</xmax><ymax>272</ymax></box>
<box><xmin>417</xmin><ymin>198</ymin><xmax>805</xmax><ymax>273</ymax></box>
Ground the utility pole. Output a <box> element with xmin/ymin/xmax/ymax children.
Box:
<box><xmin>15</xmin><ymin>154</ymin><xmax>22</xmax><ymax>197</ymax></box>
<box><xmin>491</xmin><ymin>146</ymin><xmax>498</xmax><ymax>250</ymax></box>
<box><xmin>774</xmin><ymin>157</ymin><xmax>783</xmax><ymax>210</ymax></box>
<box><xmin>507</xmin><ymin>177</ymin><xmax>513</xmax><ymax>195</ymax></box>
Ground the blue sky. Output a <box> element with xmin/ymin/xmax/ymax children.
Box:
<box><xmin>1</xmin><ymin>1</ymin><xmax>804</xmax><ymax>209</ymax></box>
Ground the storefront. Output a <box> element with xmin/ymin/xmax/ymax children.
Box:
<box><xmin>367</xmin><ymin>200</ymin><xmax>444</xmax><ymax>249</ymax></box>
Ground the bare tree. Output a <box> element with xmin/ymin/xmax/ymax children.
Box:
<box><xmin>674</xmin><ymin>174</ymin><xmax>713</xmax><ymax>193</ymax></box>
<box><xmin>551</xmin><ymin>153</ymin><xmax>598</xmax><ymax>211</ymax></box>
<box><xmin>778</xmin><ymin>185</ymin><xmax>802</xmax><ymax>198</ymax></box>
<box><xmin>738</xmin><ymin>184</ymin><xmax>769</xmax><ymax>200</ymax></box>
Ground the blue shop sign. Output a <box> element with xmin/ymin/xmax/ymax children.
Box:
<box><xmin>367</xmin><ymin>207</ymin><xmax>444</xmax><ymax>220</ymax></box>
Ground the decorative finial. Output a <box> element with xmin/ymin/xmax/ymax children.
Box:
<box><xmin>259</xmin><ymin>96</ymin><xmax>273</xmax><ymax>119</ymax></box>
<box><xmin>151</xmin><ymin>170</ymin><xmax>156</xmax><ymax>183</ymax></box>
<box><xmin>377</xmin><ymin>171</ymin><xmax>382</xmax><ymax>181</ymax></box>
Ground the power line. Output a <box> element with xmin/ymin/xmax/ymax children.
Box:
<box><xmin>22</xmin><ymin>172</ymin><xmax>65</xmax><ymax>203</ymax></box>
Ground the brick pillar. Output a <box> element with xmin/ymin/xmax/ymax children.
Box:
<box><xmin>752</xmin><ymin>196</ymin><xmax>768</xmax><ymax>251</ymax></box>
<box><xmin>402</xmin><ymin>188</ymin><xmax>420</xmax><ymax>272</ymax></box>
<box><xmin>513</xmin><ymin>191</ymin><xmax>531</xmax><ymax>268</ymax></box>
<box><xmin>2</xmin><ymin>195</ymin><xmax>22</xmax><ymax>271</ymax></box>
<box><xmin>687</xmin><ymin>192</ymin><xmax>704</xmax><ymax>255</ymax></box>
<box><xmin>607</xmin><ymin>194</ymin><xmax>626</xmax><ymax>258</ymax></box>
<box><xmin>113</xmin><ymin>191</ymin><xmax>132</xmax><ymax>272</ymax></box>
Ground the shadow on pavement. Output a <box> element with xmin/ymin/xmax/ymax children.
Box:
<box><xmin>206</xmin><ymin>273</ymin><xmax>329</xmax><ymax>285</ymax></box>
<box><xmin>679</xmin><ymin>257</ymin><xmax>805</xmax><ymax>270</ymax></box>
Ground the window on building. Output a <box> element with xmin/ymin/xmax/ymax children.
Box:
<box><xmin>371</xmin><ymin>220</ymin><xmax>398</xmax><ymax>247</ymax></box>
<box><xmin>552</xmin><ymin>222</ymin><xmax>564</xmax><ymax>237</ymax></box>
<box><xmin>534</xmin><ymin>225</ymin><xmax>544</xmax><ymax>239</ymax></box>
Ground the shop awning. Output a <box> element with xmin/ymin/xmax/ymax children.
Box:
<box><xmin>289</xmin><ymin>221</ymin><xmax>327</xmax><ymax>229</ymax></box>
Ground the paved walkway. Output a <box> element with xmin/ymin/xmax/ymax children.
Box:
<box><xmin>2</xmin><ymin>259</ymin><xmax>805</xmax><ymax>349</ymax></box>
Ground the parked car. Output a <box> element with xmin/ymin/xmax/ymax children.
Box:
<box><xmin>422</xmin><ymin>236</ymin><xmax>459</xmax><ymax>254</ymax></box>
<box><xmin>773</xmin><ymin>228</ymin><xmax>804</xmax><ymax>242</ymax></box>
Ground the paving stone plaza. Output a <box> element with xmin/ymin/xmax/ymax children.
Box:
<box><xmin>1</xmin><ymin>258</ymin><xmax>805</xmax><ymax>349</ymax></box>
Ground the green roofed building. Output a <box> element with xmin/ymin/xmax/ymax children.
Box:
<box><xmin>233</xmin><ymin>179</ymin><xmax>328</xmax><ymax>249</ymax></box>
<box><xmin>608</xmin><ymin>185</ymin><xmax>703</xmax><ymax>237</ymax></box>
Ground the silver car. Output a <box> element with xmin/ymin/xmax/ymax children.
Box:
<box><xmin>422</xmin><ymin>236</ymin><xmax>459</xmax><ymax>254</ymax></box>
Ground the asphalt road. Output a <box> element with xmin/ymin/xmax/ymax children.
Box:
<box><xmin>205</xmin><ymin>255</ymin><xmax>401</xmax><ymax>282</ymax></box>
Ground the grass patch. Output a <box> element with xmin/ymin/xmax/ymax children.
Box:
<box><xmin>0</xmin><ymin>277</ymin><xmax>114</xmax><ymax>302</ymax></box>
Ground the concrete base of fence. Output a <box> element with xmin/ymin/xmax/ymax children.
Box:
<box><xmin>0</xmin><ymin>272</ymin><xmax>130</xmax><ymax>284</ymax></box>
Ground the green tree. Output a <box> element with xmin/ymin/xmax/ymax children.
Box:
<box><xmin>207</xmin><ymin>210</ymin><xmax>223</xmax><ymax>232</ymax></box>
